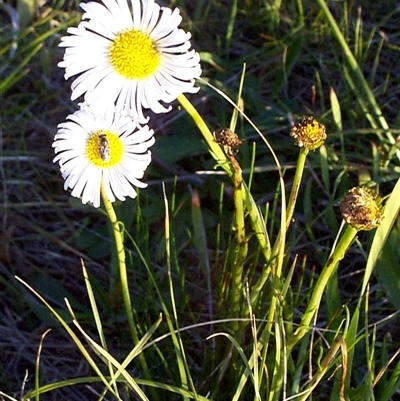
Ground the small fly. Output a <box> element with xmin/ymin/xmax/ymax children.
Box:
<box><xmin>98</xmin><ymin>133</ymin><xmax>110</xmax><ymax>162</ymax></box>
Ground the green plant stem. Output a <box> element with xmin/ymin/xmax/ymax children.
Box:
<box><xmin>254</xmin><ymin>146</ymin><xmax>308</xmax><ymax>348</ymax></box>
<box><xmin>297</xmin><ymin>336</ymin><xmax>344</xmax><ymax>401</ymax></box>
<box><xmin>177</xmin><ymin>95</ymin><xmax>248</xmax><ymax>328</ymax></box>
<box><xmin>229</xmin><ymin>154</ymin><xmax>248</xmax><ymax>330</ymax></box>
<box><xmin>177</xmin><ymin>94</ymin><xmax>231</xmax><ymax>174</ymax></box>
<box><xmin>287</xmin><ymin>224</ymin><xmax>358</xmax><ymax>350</ymax></box>
<box><xmin>177</xmin><ymin>94</ymin><xmax>271</xmax><ymax>264</ymax></box>
<box><xmin>100</xmin><ymin>184</ymin><xmax>135</xmax><ymax>339</ymax></box>
<box><xmin>242</xmin><ymin>181</ymin><xmax>271</xmax><ymax>261</ymax></box>
<box><xmin>286</xmin><ymin>148</ymin><xmax>308</xmax><ymax>230</ymax></box>
<box><xmin>251</xmin><ymin>186</ymin><xmax>288</xmax><ymax>386</ymax></box>
<box><xmin>100</xmin><ymin>183</ymin><xmax>153</xmax><ymax>386</ymax></box>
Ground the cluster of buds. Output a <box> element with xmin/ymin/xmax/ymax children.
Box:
<box><xmin>290</xmin><ymin>116</ymin><xmax>326</xmax><ymax>151</ymax></box>
<box><xmin>339</xmin><ymin>186</ymin><xmax>383</xmax><ymax>231</ymax></box>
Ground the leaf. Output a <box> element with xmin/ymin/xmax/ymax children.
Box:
<box><xmin>375</xmin><ymin>222</ymin><xmax>400</xmax><ymax>309</ymax></box>
<box><xmin>17</xmin><ymin>0</ymin><xmax>37</xmax><ymax>29</ymax></box>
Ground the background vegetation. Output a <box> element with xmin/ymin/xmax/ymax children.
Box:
<box><xmin>1</xmin><ymin>0</ymin><xmax>400</xmax><ymax>400</ymax></box>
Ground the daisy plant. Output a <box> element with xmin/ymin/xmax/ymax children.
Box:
<box><xmin>58</xmin><ymin>0</ymin><xmax>202</xmax><ymax>124</ymax></box>
<box><xmin>53</xmin><ymin>106</ymin><xmax>154</xmax><ymax>358</ymax></box>
<box><xmin>52</xmin><ymin>0</ymin><xmax>202</xmax><ymax>394</ymax></box>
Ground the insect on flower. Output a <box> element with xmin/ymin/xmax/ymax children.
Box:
<box><xmin>53</xmin><ymin>107</ymin><xmax>155</xmax><ymax>208</ymax></box>
<box><xmin>98</xmin><ymin>133</ymin><xmax>110</xmax><ymax>163</ymax></box>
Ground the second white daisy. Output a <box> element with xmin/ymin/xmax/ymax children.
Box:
<box><xmin>58</xmin><ymin>0</ymin><xmax>202</xmax><ymax>124</ymax></box>
<box><xmin>53</xmin><ymin>106</ymin><xmax>155</xmax><ymax>208</ymax></box>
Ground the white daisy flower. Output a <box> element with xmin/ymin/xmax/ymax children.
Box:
<box><xmin>58</xmin><ymin>0</ymin><xmax>202</xmax><ymax>124</ymax></box>
<box><xmin>53</xmin><ymin>106</ymin><xmax>155</xmax><ymax>208</ymax></box>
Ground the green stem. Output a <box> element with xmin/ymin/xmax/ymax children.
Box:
<box><xmin>251</xmin><ymin>182</ymin><xmax>288</xmax><ymax>373</ymax></box>
<box><xmin>287</xmin><ymin>224</ymin><xmax>358</xmax><ymax>350</ymax></box>
<box><xmin>242</xmin><ymin>182</ymin><xmax>271</xmax><ymax>261</ymax></box>
<box><xmin>229</xmin><ymin>155</ymin><xmax>248</xmax><ymax>330</ymax></box>
<box><xmin>253</xmin><ymin>146</ymin><xmax>308</xmax><ymax>337</ymax></box>
<box><xmin>252</xmin><ymin>145</ymin><xmax>307</xmax><ymax>349</ymax></box>
<box><xmin>178</xmin><ymin>94</ymin><xmax>277</xmax><ymax>343</ymax></box>
<box><xmin>177</xmin><ymin>94</ymin><xmax>271</xmax><ymax>263</ymax></box>
<box><xmin>286</xmin><ymin>148</ymin><xmax>308</xmax><ymax>229</ymax></box>
<box><xmin>177</xmin><ymin>94</ymin><xmax>231</xmax><ymax>174</ymax></box>
<box><xmin>297</xmin><ymin>336</ymin><xmax>343</xmax><ymax>401</ymax></box>
<box><xmin>100</xmin><ymin>184</ymin><xmax>135</xmax><ymax>339</ymax></box>
<box><xmin>100</xmin><ymin>183</ymin><xmax>152</xmax><ymax>385</ymax></box>
<box><xmin>255</xmin><ymin>143</ymin><xmax>309</xmax><ymax>378</ymax></box>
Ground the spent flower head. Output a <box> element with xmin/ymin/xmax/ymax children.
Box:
<box><xmin>213</xmin><ymin>127</ymin><xmax>242</xmax><ymax>156</ymax></box>
<box><xmin>339</xmin><ymin>186</ymin><xmax>383</xmax><ymax>231</ymax></box>
<box><xmin>290</xmin><ymin>116</ymin><xmax>326</xmax><ymax>151</ymax></box>
<box><xmin>53</xmin><ymin>106</ymin><xmax>155</xmax><ymax>208</ymax></box>
<box><xmin>58</xmin><ymin>0</ymin><xmax>202</xmax><ymax>123</ymax></box>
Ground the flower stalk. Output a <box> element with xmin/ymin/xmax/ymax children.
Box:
<box><xmin>287</xmin><ymin>186</ymin><xmax>383</xmax><ymax>349</ymax></box>
<box><xmin>100</xmin><ymin>182</ymin><xmax>136</xmax><ymax>340</ymax></box>
<box><xmin>287</xmin><ymin>116</ymin><xmax>326</xmax><ymax>228</ymax></box>
<box><xmin>250</xmin><ymin>116</ymin><xmax>326</xmax><ymax>309</ymax></box>
<box><xmin>230</xmin><ymin>157</ymin><xmax>247</xmax><ymax>323</ymax></box>
<box><xmin>177</xmin><ymin>94</ymin><xmax>271</xmax><ymax>263</ymax></box>
<box><xmin>286</xmin><ymin>147</ymin><xmax>308</xmax><ymax>229</ymax></box>
<box><xmin>100</xmin><ymin>182</ymin><xmax>152</xmax><ymax>383</ymax></box>
<box><xmin>287</xmin><ymin>223</ymin><xmax>358</xmax><ymax>349</ymax></box>
<box><xmin>215</xmin><ymin>128</ymin><xmax>248</xmax><ymax>327</ymax></box>
<box><xmin>177</xmin><ymin>95</ymin><xmax>250</xmax><ymax>327</ymax></box>
<box><xmin>177</xmin><ymin>94</ymin><xmax>231</xmax><ymax>173</ymax></box>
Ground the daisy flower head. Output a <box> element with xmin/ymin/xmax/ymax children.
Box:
<box><xmin>53</xmin><ymin>106</ymin><xmax>155</xmax><ymax>208</ymax></box>
<box><xmin>58</xmin><ymin>0</ymin><xmax>202</xmax><ymax>124</ymax></box>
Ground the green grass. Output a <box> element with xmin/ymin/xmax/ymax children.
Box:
<box><xmin>1</xmin><ymin>0</ymin><xmax>400</xmax><ymax>400</ymax></box>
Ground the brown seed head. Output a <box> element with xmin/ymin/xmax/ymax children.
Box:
<box><xmin>213</xmin><ymin>128</ymin><xmax>242</xmax><ymax>155</ymax></box>
<box><xmin>339</xmin><ymin>186</ymin><xmax>383</xmax><ymax>231</ymax></box>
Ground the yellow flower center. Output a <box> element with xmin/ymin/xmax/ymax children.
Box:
<box><xmin>86</xmin><ymin>131</ymin><xmax>123</xmax><ymax>167</ymax></box>
<box><xmin>110</xmin><ymin>29</ymin><xmax>161</xmax><ymax>80</ymax></box>
<box><xmin>290</xmin><ymin>116</ymin><xmax>327</xmax><ymax>151</ymax></box>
